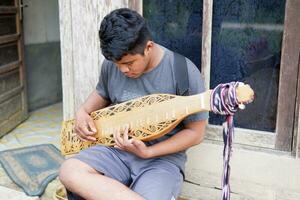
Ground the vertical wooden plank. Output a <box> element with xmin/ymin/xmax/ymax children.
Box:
<box><xmin>15</xmin><ymin>0</ymin><xmax>28</xmax><ymax>116</ymax></box>
<box><xmin>71</xmin><ymin>0</ymin><xmax>131</xmax><ymax>111</ymax></box>
<box><xmin>201</xmin><ymin>0</ymin><xmax>213</xmax><ymax>90</ymax></box>
<box><xmin>297</xmin><ymin>110</ymin><xmax>300</xmax><ymax>158</ymax></box>
<box><xmin>71</xmin><ymin>0</ymin><xmax>100</xmax><ymax>111</ymax></box>
<box><xmin>129</xmin><ymin>0</ymin><xmax>142</xmax><ymax>14</ymax></box>
<box><xmin>293</xmin><ymin>53</ymin><xmax>300</xmax><ymax>157</ymax></box>
<box><xmin>275</xmin><ymin>0</ymin><xmax>300</xmax><ymax>151</ymax></box>
<box><xmin>58</xmin><ymin>0</ymin><xmax>75</xmax><ymax>119</ymax></box>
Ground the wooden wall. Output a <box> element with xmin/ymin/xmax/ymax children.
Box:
<box><xmin>58</xmin><ymin>0</ymin><xmax>142</xmax><ymax>120</ymax></box>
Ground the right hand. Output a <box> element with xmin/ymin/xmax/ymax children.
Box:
<box><xmin>74</xmin><ymin>108</ymin><xmax>97</xmax><ymax>142</ymax></box>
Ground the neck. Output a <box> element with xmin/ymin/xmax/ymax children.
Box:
<box><xmin>145</xmin><ymin>43</ymin><xmax>164</xmax><ymax>72</ymax></box>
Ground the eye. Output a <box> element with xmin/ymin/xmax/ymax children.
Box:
<box><xmin>127</xmin><ymin>62</ymin><xmax>133</xmax><ymax>69</ymax></box>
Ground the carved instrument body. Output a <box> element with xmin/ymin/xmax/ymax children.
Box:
<box><xmin>61</xmin><ymin>84</ymin><xmax>253</xmax><ymax>155</ymax></box>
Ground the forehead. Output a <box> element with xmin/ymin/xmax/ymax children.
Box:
<box><xmin>116</xmin><ymin>54</ymin><xmax>143</xmax><ymax>64</ymax></box>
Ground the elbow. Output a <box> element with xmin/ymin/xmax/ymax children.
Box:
<box><xmin>194</xmin><ymin>134</ymin><xmax>205</xmax><ymax>145</ymax></box>
<box><xmin>192</xmin><ymin>130</ymin><xmax>205</xmax><ymax>145</ymax></box>
<box><xmin>185</xmin><ymin>120</ymin><xmax>207</xmax><ymax>146</ymax></box>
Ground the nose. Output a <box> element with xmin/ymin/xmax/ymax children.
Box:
<box><xmin>119</xmin><ymin>65</ymin><xmax>130</xmax><ymax>73</ymax></box>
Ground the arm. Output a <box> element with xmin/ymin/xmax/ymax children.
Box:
<box><xmin>146</xmin><ymin>120</ymin><xmax>207</xmax><ymax>157</ymax></box>
<box><xmin>77</xmin><ymin>90</ymin><xmax>110</xmax><ymax>114</ymax></box>
<box><xmin>114</xmin><ymin>119</ymin><xmax>207</xmax><ymax>158</ymax></box>
<box><xmin>75</xmin><ymin>90</ymin><xmax>110</xmax><ymax>141</ymax></box>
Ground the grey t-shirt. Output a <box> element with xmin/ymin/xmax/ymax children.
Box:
<box><xmin>96</xmin><ymin>46</ymin><xmax>208</xmax><ymax>172</ymax></box>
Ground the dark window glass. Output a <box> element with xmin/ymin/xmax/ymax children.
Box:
<box><xmin>143</xmin><ymin>0</ymin><xmax>203</xmax><ymax>70</ymax></box>
<box><xmin>210</xmin><ymin>0</ymin><xmax>285</xmax><ymax>132</ymax></box>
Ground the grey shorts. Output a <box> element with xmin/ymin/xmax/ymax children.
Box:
<box><xmin>71</xmin><ymin>145</ymin><xmax>183</xmax><ymax>200</ymax></box>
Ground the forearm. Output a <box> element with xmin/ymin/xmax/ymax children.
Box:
<box><xmin>147</xmin><ymin>121</ymin><xmax>207</xmax><ymax>158</ymax></box>
<box><xmin>79</xmin><ymin>90</ymin><xmax>110</xmax><ymax>114</ymax></box>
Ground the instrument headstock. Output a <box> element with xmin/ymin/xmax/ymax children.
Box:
<box><xmin>235</xmin><ymin>83</ymin><xmax>254</xmax><ymax>109</ymax></box>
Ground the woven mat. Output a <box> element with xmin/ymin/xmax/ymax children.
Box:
<box><xmin>0</xmin><ymin>144</ymin><xmax>64</xmax><ymax>196</ymax></box>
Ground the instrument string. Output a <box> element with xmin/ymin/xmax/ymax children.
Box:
<box><xmin>210</xmin><ymin>82</ymin><xmax>241</xmax><ymax>200</ymax></box>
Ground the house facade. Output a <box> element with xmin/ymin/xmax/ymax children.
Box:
<box><xmin>0</xmin><ymin>0</ymin><xmax>299</xmax><ymax>199</ymax></box>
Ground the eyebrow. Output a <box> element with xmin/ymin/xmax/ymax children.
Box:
<box><xmin>118</xmin><ymin>60</ymin><xmax>135</xmax><ymax>64</ymax></box>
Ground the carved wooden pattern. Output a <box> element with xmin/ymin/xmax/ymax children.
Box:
<box><xmin>61</xmin><ymin>94</ymin><xmax>182</xmax><ymax>155</ymax></box>
<box><xmin>61</xmin><ymin>84</ymin><xmax>254</xmax><ymax>155</ymax></box>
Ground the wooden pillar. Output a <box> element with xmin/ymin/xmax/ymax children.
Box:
<box><xmin>275</xmin><ymin>0</ymin><xmax>300</xmax><ymax>151</ymax></box>
<box><xmin>58</xmin><ymin>0</ymin><xmax>142</xmax><ymax>120</ymax></box>
<box><xmin>201</xmin><ymin>0</ymin><xmax>213</xmax><ymax>90</ymax></box>
<box><xmin>293</xmin><ymin>53</ymin><xmax>300</xmax><ymax>157</ymax></box>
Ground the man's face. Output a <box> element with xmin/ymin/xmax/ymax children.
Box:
<box><xmin>115</xmin><ymin>53</ymin><xmax>149</xmax><ymax>78</ymax></box>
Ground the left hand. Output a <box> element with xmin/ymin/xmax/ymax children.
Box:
<box><xmin>113</xmin><ymin>125</ymin><xmax>153</xmax><ymax>159</ymax></box>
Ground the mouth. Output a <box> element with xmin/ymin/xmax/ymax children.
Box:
<box><xmin>125</xmin><ymin>73</ymin><xmax>133</xmax><ymax>77</ymax></box>
<box><xmin>125</xmin><ymin>73</ymin><xmax>138</xmax><ymax>78</ymax></box>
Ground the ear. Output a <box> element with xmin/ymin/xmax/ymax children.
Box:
<box><xmin>144</xmin><ymin>41</ymin><xmax>154</xmax><ymax>55</ymax></box>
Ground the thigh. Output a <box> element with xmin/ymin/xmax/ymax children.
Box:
<box><xmin>73</xmin><ymin>145</ymin><xmax>131</xmax><ymax>185</ymax></box>
<box><xmin>130</xmin><ymin>161</ymin><xmax>183</xmax><ymax>200</ymax></box>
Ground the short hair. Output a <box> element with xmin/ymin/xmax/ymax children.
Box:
<box><xmin>99</xmin><ymin>8</ymin><xmax>152</xmax><ymax>61</ymax></box>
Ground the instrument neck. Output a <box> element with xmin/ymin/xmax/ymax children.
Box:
<box><xmin>184</xmin><ymin>91</ymin><xmax>211</xmax><ymax>115</ymax></box>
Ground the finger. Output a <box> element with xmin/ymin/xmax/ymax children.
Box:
<box><xmin>77</xmin><ymin>135</ymin><xmax>88</xmax><ymax>142</ymax></box>
<box><xmin>74</xmin><ymin>126</ymin><xmax>88</xmax><ymax>140</ymax></box>
<box><xmin>79</xmin><ymin>126</ymin><xmax>96</xmax><ymax>141</ymax></box>
<box><xmin>122</xmin><ymin>125</ymin><xmax>130</xmax><ymax>144</ymax></box>
<box><xmin>81</xmin><ymin>123</ymin><xmax>96</xmax><ymax>136</ymax></box>
<box><xmin>78</xmin><ymin>133</ymin><xmax>93</xmax><ymax>141</ymax></box>
<box><xmin>74</xmin><ymin>129</ymin><xmax>88</xmax><ymax>141</ymax></box>
<box><xmin>114</xmin><ymin>145</ymin><xmax>124</xmax><ymax>150</ymax></box>
<box><xmin>87</xmin><ymin>121</ymin><xmax>97</xmax><ymax>133</ymax></box>
<box><xmin>113</xmin><ymin>128</ymin><xmax>124</xmax><ymax>147</ymax></box>
<box><xmin>132</xmin><ymin>139</ymin><xmax>143</xmax><ymax>147</ymax></box>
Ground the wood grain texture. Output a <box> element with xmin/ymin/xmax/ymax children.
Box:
<box><xmin>71</xmin><ymin>0</ymin><xmax>100</xmax><ymax>111</ymax></box>
<box><xmin>58</xmin><ymin>0</ymin><xmax>75</xmax><ymax>119</ymax></box>
<box><xmin>275</xmin><ymin>0</ymin><xmax>300</xmax><ymax>151</ymax></box>
<box><xmin>15</xmin><ymin>0</ymin><xmax>28</xmax><ymax>123</ymax></box>
<box><xmin>293</xmin><ymin>53</ymin><xmax>300</xmax><ymax>157</ymax></box>
<box><xmin>201</xmin><ymin>0</ymin><xmax>213</xmax><ymax>90</ymax></box>
<box><xmin>0</xmin><ymin>0</ymin><xmax>28</xmax><ymax>136</ymax></box>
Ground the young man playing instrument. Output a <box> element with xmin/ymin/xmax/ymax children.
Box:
<box><xmin>59</xmin><ymin>8</ymin><xmax>208</xmax><ymax>200</ymax></box>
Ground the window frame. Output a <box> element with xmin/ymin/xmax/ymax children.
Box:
<box><xmin>201</xmin><ymin>0</ymin><xmax>300</xmax><ymax>153</ymax></box>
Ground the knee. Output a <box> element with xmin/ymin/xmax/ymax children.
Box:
<box><xmin>59</xmin><ymin>158</ymin><xmax>81</xmax><ymax>186</ymax></box>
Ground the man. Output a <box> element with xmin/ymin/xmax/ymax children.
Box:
<box><xmin>59</xmin><ymin>8</ymin><xmax>208</xmax><ymax>200</ymax></box>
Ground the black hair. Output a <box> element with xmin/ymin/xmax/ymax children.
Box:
<box><xmin>99</xmin><ymin>8</ymin><xmax>152</xmax><ymax>61</ymax></box>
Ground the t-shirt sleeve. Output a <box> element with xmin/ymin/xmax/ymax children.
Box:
<box><xmin>96</xmin><ymin>59</ymin><xmax>110</xmax><ymax>100</ymax></box>
<box><xmin>183</xmin><ymin>58</ymin><xmax>209</xmax><ymax>124</ymax></box>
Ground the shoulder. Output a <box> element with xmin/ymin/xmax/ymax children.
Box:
<box><xmin>101</xmin><ymin>58</ymin><xmax>118</xmax><ymax>74</ymax></box>
<box><xmin>101</xmin><ymin>58</ymin><xmax>114</xmax><ymax>69</ymax></box>
<box><xmin>185</xmin><ymin>57</ymin><xmax>200</xmax><ymax>74</ymax></box>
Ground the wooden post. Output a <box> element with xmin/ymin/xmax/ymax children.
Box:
<box><xmin>293</xmin><ymin>52</ymin><xmax>300</xmax><ymax>157</ymax></box>
<box><xmin>275</xmin><ymin>0</ymin><xmax>300</xmax><ymax>151</ymax></box>
<box><xmin>58</xmin><ymin>0</ymin><xmax>74</xmax><ymax>120</ymax></box>
<box><xmin>201</xmin><ymin>0</ymin><xmax>213</xmax><ymax>90</ymax></box>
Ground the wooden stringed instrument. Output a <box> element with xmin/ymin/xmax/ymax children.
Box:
<box><xmin>60</xmin><ymin>83</ymin><xmax>254</xmax><ymax>155</ymax></box>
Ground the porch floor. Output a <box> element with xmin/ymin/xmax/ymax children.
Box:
<box><xmin>0</xmin><ymin>103</ymin><xmax>188</xmax><ymax>200</ymax></box>
<box><xmin>0</xmin><ymin>103</ymin><xmax>63</xmax><ymax>200</ymax></box>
